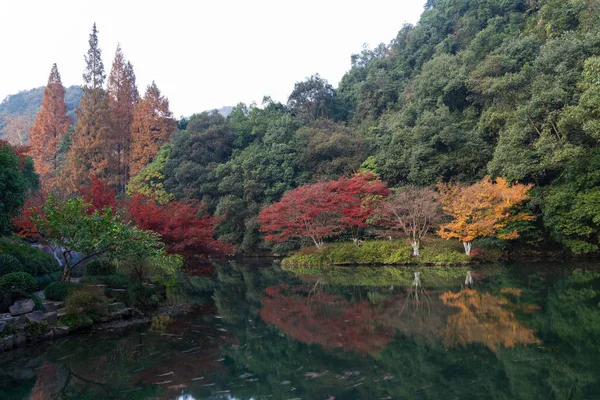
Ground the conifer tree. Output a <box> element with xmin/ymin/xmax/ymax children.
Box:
<box><xmin>107</xmin><ymin>44</ymin><xmax>138</xmax><ymax>193</ymax></box>
<box><xmin>28</xmin><ymin>64</ymin><xmax>71</xmax><ymax>188</ymax></box>
<box><xmin>130</xmin><ymin>82</ymin><xmax>176</xmax><ymax>176</ymax></box>
<box><xmin>64</xmin><ymin>23</ymin><xmax>111</xmax><ymax>191</ymax></box>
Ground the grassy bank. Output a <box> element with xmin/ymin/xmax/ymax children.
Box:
<box><xmin>281</xmin><ymin>239</ymin><xmax>473</xmax><ymax>268</ymax></box>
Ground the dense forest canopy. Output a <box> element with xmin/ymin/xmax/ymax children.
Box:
<box><xmin>4</xmin><ymin>0</ymin><xmax>600</xmax><ymax>256</ymax></box>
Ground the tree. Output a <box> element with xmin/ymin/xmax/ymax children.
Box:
<box><xmin>287</xmin><ymin>74</ymin><xmax>335</xmax><ymax>122</ymax></box>
<box><xmin>333</xmin><ymin>172</ymin><xmax>390</xmax><ymax>244</ymax></box>
<box><xmin>79</xmin><ymin>176</ymin><xmax>117</xmax><ymax>213</ymax></box>
<box><xmin>107</xmin><ymin>45</ymin><xmax>138</xmax><ymax>193</ymax></box>
<box><xmin>28</xmin><ymin>63</ymin><xmax>71</xmax><ymax>187</ymax></box>
<box><xmin>25</xmin><ymin>195</ymin><xmax>164</xmax><ymax>281</ymax></box>
<box><xmin>0</xmin><ymin>142</ymin><xmax>27</xmax><ymax>234</ymax></box>
<box><xmin>437</xmin><ymin>177</ymin><xmax>534</xmax><ymax>255</ymax></box>
<box><xmin>127</xmin><ymin>195</ymin><xmax>233</xmax><ymax>259</ymax></box>
<box><xmin>258</xmin><ymin>180</ymin><xmax>345</xmax><ymax>249</ymax></box>
<box><xmin>258</xmin><ymin>173</ymin><xmax>388</xmax><ymax>249</ymax></box>
<box><xmin>64</xmin><ymin>24</ymin><xmax>111</xmax><ymax>190</ymax></box>
<box><xmin>129</xmin><ymin>82</ymin><xmax>176</xmax><ymax>176</ymax></box>
<box><xmin>376</xmin><ymin>187</ymin><xmax>442</xmax><ymax>256</ymax></box>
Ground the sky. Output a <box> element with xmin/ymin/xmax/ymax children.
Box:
<box><xmin>0</xmin><ymin>0</ymin><xmax>425</xmax><ymax>117</ymax></box>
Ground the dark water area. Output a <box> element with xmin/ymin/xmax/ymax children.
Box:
<box><xmin>1</xmin><ymin>260</ymin><xmax>599</xmax><ymax>399</ymax></box>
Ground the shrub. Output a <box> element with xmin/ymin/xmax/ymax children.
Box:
<box><xmin>45</xmin><ymin>281</ymin><xmax>81</xmax><ymax>301</ymax></box>
<box><xmin>65</xmin><ymin>287</ymin><xmax>108</xmax><ymax>319</ymax></box>
<box><xmin>322</xmin><ymin>243</ymin><xmax>359</xmax><ymax>264</ymax></box>
<box><xmin>60</xmin><ymin>313</ymin><xmax>93</xmax><ymax>330</ymax></box>
<box><xmin>281</xmin><ymin>254</ymin><xmax>323</xmax><ymax>268</ymax></box>
<box><xmin>85</xmin><ymin>259</ymin><xmax>116</xmax><ymax>276</ymax></box>
<box><xmin>35</xmin><ymin>272</ymin><xmax>62</xmax><ymax>290</ymax></box>
<box><xmin>0</xmin><ymin>239</ymin><xmax>60</xmax><ymax>275</ymax></box>
<box><xmin>80</xmin><ymin>274</ymin><xmax>132</xmax><ymax>289</ymax></box>
<box><xmin>385</xmin><ymin>246</ymin><xmax>413</xmax><ymax>264</ymax></box>
<box><xmin>0</xmin><ymin>254</ymin><xmax>24</xmax><ymax>276</ymax></box>
<box><xmin>127</xmin><ymin>284</ymin><xmax>159</xmax><ymax>312</ymax></box>
<box><xmin>0</xmin><ymin>272</ymin><xmax>38</xmax><ymax>293</ymax></box>
<box><xmin>420</xmin><ymin>248</ymin><xmax>471</xmax><ymax>265</ymax></box>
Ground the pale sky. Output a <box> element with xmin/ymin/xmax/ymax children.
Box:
<box><xmin>0</xmin><ymin>1</ymin><xmax>425</xmax><ymax>117</ymax></box>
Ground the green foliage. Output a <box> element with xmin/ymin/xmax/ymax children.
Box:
<box><xmin>44</xmin><ymin>281</ymin><xmax>81</xmax><ymax>301</ymax></box>
<box><xmin>64</xmin><ymin>287</ymin><xmax>108</xmax><ymax>320</ymax></box>
<box><xmin>126</xmin><ymin>284</ymin><xmax>160</xmax><ymax>312</ymax></box>
<box><xmin>0</xmin><ymin>272</ymin><xmax>37</xmax><ymax>293</ymax></box>
<box><xmin>80</xmin><ymin>274</ymin><xmax>132</xmax><ymax>289</ymax></box>
<box><xmin>85</xmin><ymin>259</ymin><xmax>116</xmax><ymax>276</ymax></box>
<box><xmin>34</xmin><ymin>272</ymin><xmax>62</xmax><ymax>290</ymax></box>
<box><xmin>0</xmin><ymin>238</ymin><xmax>60</xmax><ymax>276</ymax></box>
<box><xmin>0</xmin><ymin>144</ymin><xmax>26</xmax><ymax>234</ymax></box>
<box><xmin>127</xmin><ymin>144</ymin><xmax>174</xmax><ymax>204</ymax></box>
<box><xmin>59</xmin><ymin>313</ymin><xmax>93</xmax><ymax>330</ymax></box>
<box><xmin>0</xmin><ymin>253</ymin><xmax>24</xmax><ymax>276</ymax></box>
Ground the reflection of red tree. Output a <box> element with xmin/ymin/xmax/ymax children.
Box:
<box><xmin>260</xmin><ymin>284</ymin><xmax>392</xmax><ymax>354</ymax></box>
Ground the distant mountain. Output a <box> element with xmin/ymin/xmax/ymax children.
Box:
<box><xmin>216</xmin><ymin>106</ymin><xmax>233</xmax><ymax>118</ymax></box>
<box><xmin>0</xmin><ymin>85</ymin><xmax>82</xmax><ymax>141</ymax></box>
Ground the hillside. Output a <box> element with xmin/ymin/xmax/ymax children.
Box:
<box><xmin>0</xmin><ymin>85</ymin><xmax>82</xmax><ymax>141</ymax></box>
<box><xmin>132</xmin><ymin>0</ymin><xmax>600</xmax><ymax>254</ymax></box>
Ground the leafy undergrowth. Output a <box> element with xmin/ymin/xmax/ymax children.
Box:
<box><xmin>282</xmin><ymin>239</ymin><xmax>473</xmax><ymax>268</ymax></box>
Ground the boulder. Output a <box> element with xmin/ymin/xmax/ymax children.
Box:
<box><xmin>0</xmin><ymin>321</ymin><xmax>6</xmax><ymax>334</ymax></box>
<box><xmin>14</xmin><ymin>333</ymin><xmax>26</xmax><ymax>346</ymax></box>
<box><xmin>0</xmin><ymin>335</ymin><xmax>14</xmax><ymax>352</ymax></box>
<box><xmin>43</xmin><ymin>312</ymin><xmax>58</xmax><ymax>325</ymax></box>
<box><xmin>42</xmin><ymin>302</ymin><xmax>57</xmax><ymax>312</ymax></box>
<box><xmin>9</xmin><ymin>299</ymin><xmax>35</xmax><ymax>316</ymax></box>
<box><xmin>53</xmin><ymin>326</ymin><xmax>70</xmax><ymax>337</ymax></box>
<box><xmin>24</xmin><ymin>310</ymin><xmax>45</xmax><ymax>323</ymax></box>
<box><xmin>108</xmin><ymin>302</ymin><xmax>125</xmax><ymax>313</ymax></box>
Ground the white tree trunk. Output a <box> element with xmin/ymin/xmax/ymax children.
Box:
<box><xmin>465</xmin><ymin>271</ymin><xmax>473</xmax><ymax>287</ymax></box>
<box><xmin>411</xmin><ymin>241</ymin><xmax>420</xmax><ymax>257</ymax></box>
<box><xmin>412</xmin><ymin>271</ymin><xmax>421</xmax><ymax>288</ymax></box>
<box><xmin>463</xmin><ymin>241</ymin><xmax>472</xmax><ymax>256</ymax></box>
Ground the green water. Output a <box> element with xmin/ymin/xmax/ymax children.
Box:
<box><xmin>1</xmin><ymin>261</ymin><xmax>599</xmax><ymax>399</ymax></box>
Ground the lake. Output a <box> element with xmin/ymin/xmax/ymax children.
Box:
<box><xmin>1</xmin><ymin>260</ymin><xmax>599</xmax><ymax>399</ymax></box>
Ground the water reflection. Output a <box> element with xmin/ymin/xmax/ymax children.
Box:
<box><xmin>0</xmin><ymin>262</ymin><xmax>599</xmax><ymax>399</ymax></box>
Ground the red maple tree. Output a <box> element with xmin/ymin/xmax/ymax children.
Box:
<box><xmin>257</xmin><ymin>172</ymin><xmax>389</xmax><ymax>248</ymax></box>
<box><xmin>79</xmin><ymin>176</ymin><xmax>118</xmax><ymax>213</ymax></box>
<box><xmin>127</xmin><ymin>194</ymin><xmax>233</xmax><ymax>258</ymax></box>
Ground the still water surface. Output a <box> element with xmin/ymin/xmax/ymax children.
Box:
<box><xmin>1</xmin><ymin>261</ymin><xmax>599</xmax><ymax>399</ymax></box>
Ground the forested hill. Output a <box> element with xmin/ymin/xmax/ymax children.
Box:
<box><xmin>0</xmin><ymin>85</ymin><xmax>82</xmax><ymax>141</ymax></box>
<box><xmin>130</xmin><ymin>0</ymin><xmax>600</xmax><ymax>254</ymax></box>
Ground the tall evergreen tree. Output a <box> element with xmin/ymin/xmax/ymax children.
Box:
<box><xmin>28</xmin><ymin>63</ymin><xmax>71</xmax><ymax>188</ymax></box>
<box><xmin>64</xmin><ymin>23</ymin><xmax>111</xmax><ymax>191</ymax></box>
<box><xmin>130</xmin><ymin>82</ymin><xmax>176</xmax><ymax>176</ymax></box>
<box><xmin>107</xmin><ymin>44</ymin><xmax>139</xmax><ymax>193</ymax></box>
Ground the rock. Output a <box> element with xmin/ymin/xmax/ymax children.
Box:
<box><xmin>106</xmin><ymin>288</ymin><xmax>127</xmax><ymax>299</ymax></box>
<box><xmin>9</xmin><ymin>299</ymin><xmax>35</xmax><ymax>316</ymax></box>
<box><xmin>0</xmin><ymin>335</ymin><xmax>14</xmax><ymax>352</ymax></box>
<box><xmin>120</xmin><ymin>308</ymin><xmax>134</xmax><ymax>319</ymax></box>
<box><xmin>42</xmin><ymin>301</ymin><xmax>56</xmax><ymax>312</ymax></box>
<box><xmin>14</xmin><ymin>333</ymin><xmax>26</xmax><ymax>346</ymax></box>
<box><xmin>56</xmin><ymin>309</ymin><xmax>67</xmax><ymax>318</ymax></box>
<box><xmin>53</xmin><ymin>326</ymin><xmax>70</xmax><ymax>337</ymax></box>
<box><xmin>0</xmin><ymin>321</ymin><xmax>6</xmax><ymax>333</ymax></box>
<box><xmin>43</xmin><ymin>312</ymin><xmax>58</xmax><ymax>325</ymax></box>
<box><xmin>24</xmin><ymin>310</ymin><xmax>45</xmax><ymax>323</ymax></box>
<box><xmin>108</xmin><ymin>302</ymin><xmax>125</xmax><ymax>313</ymax></box>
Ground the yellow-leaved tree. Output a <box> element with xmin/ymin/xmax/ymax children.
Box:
<box><xmin>437</xmin><ymin>177</ymin><xmax>534</xmax><ymax>255</ymax></box>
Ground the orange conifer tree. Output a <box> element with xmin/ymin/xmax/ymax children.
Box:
<box><xmin>129</xmin><ymin>82</ymin><xmax>176</xmax><ymax>176</ymax></box>
<box><xmin>28</xmin><ymin>64</ymin><xmax>71</xmax><ymax>187</ymax></box>
<box><xmin>64</xmin><ymin>23</ymin><xmax>111</xmax><ymax>191</ymax></box>
<box><xmin>437</xmin><ymin>177</ymin><xmax>534</xmax><ymax>255</ymax></box>
<box><xmin>107</xmin><ymin>44</ymin><xmax>139</xmax><ymax>193</ymax></box>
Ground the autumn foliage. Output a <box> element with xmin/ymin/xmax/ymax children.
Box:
<box><xmin>257</xmin><ymin>172</ymin><xmax>389</xmax><ymax>248</ymax></box>
<box><xmin>129</xmin><ymin>82</ymin><xmax>176</xmax><ymax>176</ymax></box>
<box><xmin>127</xmin><ymin>194</ymin><xmax>233</xmax><ymax>258</ymax></box>
<box><xmin>437</xmin><ymin>177</ymin><xmax>534</xmax><ymax>255</ymax></box>
<box><xmin>28</xmin><ymin>64</ymin><xmax>71</xmax><ymax>187</ymax></box>
<box><xmin>440</xmin><ymin>289</ymin><xmax>538</xmax><ymax>352</ymax></box>
<box><xmin>260</xmin><ymin>284</ymin><xmax>392</xmax><ymax>354</ymax></box>
<box><xmin>79</xmin><ymin>176</ymin><xmax>117</xmax><ymax>213</ymax></box>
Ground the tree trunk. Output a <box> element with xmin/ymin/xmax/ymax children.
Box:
<box><xmin>411</xmin><ymin>241</ymin><xmax>420</xmax><ymax>257</ymax></box>
<box><xmin>462</xmin><ymin>241</ymin><xmax>472</xmax><ymax>256</ymax></box>
<box><xmin>314</xmin><ymin>239</ymin><xmax>325</xmax><ymax>250</ymax></box>
<box><xmin>412</xmin><ymin>271</ymin><xmax>421</xmax><ymax>288</ymax></box>
<box><xmin>465</xmin><ymin>271</ymin><xmax>473</xmax><ymax>287</ymax></box>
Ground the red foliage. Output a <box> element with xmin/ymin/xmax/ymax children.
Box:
<box><xmin>127</xmin><ymin>194</ymin><xmax>234</xmax><ymax>258</ymax></box>
<box><xmin>257</xmin><ymin>172</ymin><xmax>389</xmax><ymax>247</ymax></box>
<box><xmin>12</xmin><ymin>193</ymin><xmax>46</xmax><ymax>239</ymax></box>
<box><xmin>260</xmin><ymin>284</ymin><xmax>392</xmax><ymax>354</ymax></box>
<box><xmin>79</xmin><ymin>176</ymin><xmax>117</xmax><ymax>213</ymax></box>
